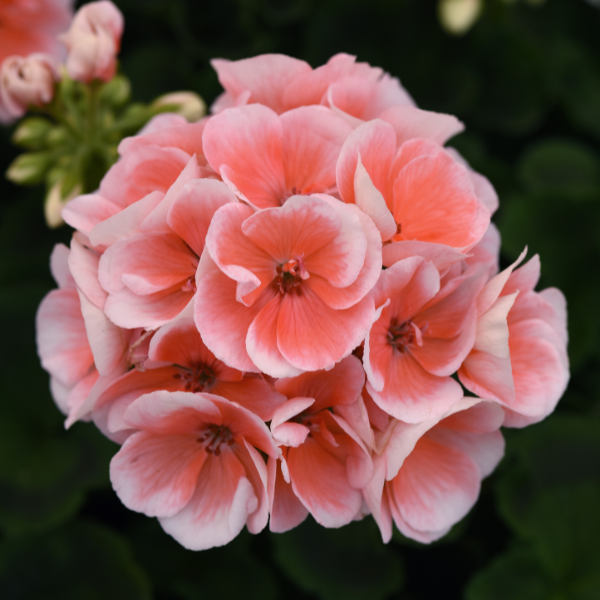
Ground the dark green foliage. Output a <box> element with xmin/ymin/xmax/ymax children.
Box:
<box><xmin>1</xmin><ymin>0</ymin><xmax>599</xmax><ymax>598</ymax></box>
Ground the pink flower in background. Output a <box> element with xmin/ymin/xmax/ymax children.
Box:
<box><xmin>211</xmin><ymin>52</ymin><xmax>414</xmax><ymax>119</ymax></box>
<box><xmin>268</xmin><ymin>356</ymin><xmax>372</xmax><ymax>531</ymax></box>
<box><xmin>459</xmin><ymin>253</ymin><xmax>569</xmax><ymax>427</ymax></box>
<box><xmin>0</xmin><ymin>0</ymin><xmax>73</xmax><ymax>65</ymax></box>
<box><xmin>196</xmin><ymin>193</ymin><xmax>381</xmax><ymax>377</ymax></box>
<box><xmin>0</xmin><ymin>53</ymin><xmax>58</xmax><ymax>122</ymax></box>
<box><xmin>60</xmin><ymin>0</ymin><xmax>124</xmax><ymax>83</ymax></box>
<box><xmin>110</xmin><ymin>390</ymin><xmax>280</xmax><ymax>550</ymax></box>
<box><xmin>364</xmin><ymin>256</ymin><xmax>485</xmax><ymax>423</ymax></box>
<box><xmin>203</xmin><ymin>104</ymin><xmax>351</xmax><ymax>209</ymax></box>
<box><xmin>365</xmin><ymin>399</ymin><xmax>505</xmax><ymax>543</ymax></box>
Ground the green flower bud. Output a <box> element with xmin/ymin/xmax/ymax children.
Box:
<box><xmin>6</xmin><ymin>152</ymin><xmax>53</xmax><ymax>185</ymax></box>
<box><xmin>151</xmin><ymin>91</ymin><xmax>206</xmax><ymax>122</ymax></box>
<box><xmin>11</xmin><ymin>117</ymin><xmax>53</xmax><ymax>150</ymax></box>
<box><xmin>45</xmin><ymin>126</ymin><xmax>70</xmax><ymax>148</ymax></box>
<box><xmin>100</xmin><ymin>74</ymin><xmax>131</xmax><ymax>107</ymax></box>
<box><xmin>44</xmin><ymin>177</ymin><xmax>82</xmax><ymax>229</ymax></box>
<box><xmin>438</xmin><ymin>0</ymin><xmax>482</xmax><ymax>35</ymax></box>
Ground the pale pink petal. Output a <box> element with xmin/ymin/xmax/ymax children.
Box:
<box><xmin>362</xmin><ymin>455</ymin><xmax>393</xmax><ymax>543</ymax></box>
<box><xmin>89</xmin><ymin>190</ymin><xmax>164</xmax><ymax>248</ymax></box>
<box><xmin>270</xmin><ymin>397</ymin><xmax>316</xmax><ymax>431</ymax></box>
<box><xmin>236</xmin><ymin>441</ymin><xmax>270</xmax><ymax>534</ymax></box>
<box><xmin>68</xmin><ymin>233</ymin><xmax>106</xmax><ymax>309</ymax></box>
<box><xmin>62</xmin><ymin>194</ymin><xmax>121</xmax><ymax>236</ymax></box>
<box><xmin>212</xmin><ymin>55</ymin><xmax>311</xmax><ymax>114</ymax></box>
<box><xmin>49</xmin><ymin>243</ymin><xmax>74</xmax><ymax>289</ymax></box>
<box><xmin>502</xmin><ymin>255</ymin><xmax>541</xmax><ymax>296</ymax></box>
<box><xmin>119</xmin><ymin>121</ymin><xmax>206</xmax><ymax>157</ymax></box>
<box><xmin>379</xmin><ymin>105</ymin><xmax>464</xmax><ymax>147</ymax></box>
<box><xmin>382</xmin><ymin>241</ymin><xmax>467</xmax><ymax>272</ymax></box>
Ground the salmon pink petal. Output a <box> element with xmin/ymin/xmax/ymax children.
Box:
<box><xmin>211</xmin><ymin>55</ymin><xmax>311</xmax><ymax>114</ymax></box>
<box><xmin>353</xmin><ymin>155</ymin><xmax>396</xmax><ymax>241</ymax></box>
<box><xmin>123</xmin><ymin>390</ymin><xmax>223</xmax><ymax>435</ymax></box>
<box><xmin>368</xmin><ymin>352</ymin><xmax>463</xmax><ymax>424</ymax></box>
<box><xmin>168</xmin><ymin>179</ymin><xmax>238</xmax><ymax>257</ymax></box>
<box><xmin>392</xmin><ymin>436</ymin><xmax>481</xmax><ymax>534</ymax></box>
<box><xmin>268</xmin><ymin>457</ymin><xmax>309</xmax><ymax>533</ymax></box>
<box><xmin>213</xmin><ymin>378</ymin><xmax>287</xmax><ymax>422</ymax></box>
<box><xmin>388</xmin><ymin>492</ymin><xmax>451</xmax><ymax>544</ymax></box>
<box><xmin>276</xmin><ymin>288</ymin><xmax>375</xmax><ymax>373</ymax></box>
<box><xmin>89</xmin><ymin>191</ymin><xmax>164</xmax><ymax>248</ymax></box>
<box><xmin>195</xmin><ymin>254</ymin><xmax>265</xmax><ymax>373</ymax></box>
<box><xmin>427</xmin><ymin>424</ymin><xmax>505</xmax><ymax>479</ymax></box>
<box><xmin>275</xmin><ymin>355</ymin><xmax>364</xmax><ymax>412</ymax></box>
<box><xmin>110</xmin><ymin>430</ymin><xmax>207</xmax><ymax>517</ymax></box>
<box><xmin>241</xmin><ymin>195</ymin><xmax>344</xmax><ymax>274</ymax></box>
<box><xmin>36</xmin><ymin>288</ymin><xmax>94</xmax><ymax>388</ymax></box>
<box><xmin>272</xmin><ymin>422</ymin><xmax>311</xmax><ymax>447</ymax></box>
<box><xmin>140</xmin><ymin>155</ymin><xmax>204</xmax><ymax>233</ymax></box>
<box><xmin>119</xmin><ymin>121</ymin><xmax>206</xmax><ymax>158</ymax></box>
<box><xmin>363</xmin><ymin>456</ymin><xmax>393</xmax><ymax>543</ymax></box>
<box><xmin>392</xmin><ymin>151</ymin><xmax>488</xmax><ymax>248</ymax></box>
<box><xmin>280</xmin><ymin>106</ymin><xmax>352</xmax><ymax>195</ymax></box>
<box><xmin>77</xmin><ymin>290</ymin><xmax>128</xmax><ymax>376</ymax></box>
<box><xmin>203</xmin><ymin>104</ymin><xmax>286</xmax><ymax>208</ymax></box>
<box><xmin>68</xmin><ymin>234</ymin><xmax>106</xmax><ymax>309</ymax></box>
<box><xmin>503</xmin><ymin>255</ymin><xmax>541</xmax><ymax>296</ymax></box>
<box><xmin>205</xmin><ymin>203</ymin><xmax>276</xmax><ymax>303</ymax></box>
<box><xmin>235</xmin><ymin>441</ymin><xmax>270</xmax><ymax>534</ymax></box>
<box><xmin>287</xmin><ymin>437</ymin><xmax>363</xmax><ymax>528</ymax></box>
<box><xmin>62</xmin><ymin>193</ymin><xmax>121</xmax><ymax>236</ymax></box>
<box><xmin>336</xmin><ymin>119</ymin><xmax>395</xmax><ymax>205</ymax></box>
<box><xmin>246</xmin><ymin>290</ymin><xmax>302</xmax><ymax>378</ymax></box>
<box><xmin>270</xmin><ymin>397</ymin><xmax>316</xmax><ymax>431</ymax></box>
<box><xmin>382</xmin><ymin>241</ymin><xmax>467</xmax><ymax>272</ymax></box>
<box><xmin>159</xmin><ymin>445</ymin><xmax>257</xmax><ymax>550</ymax></box>
<box><xmin>49</xmin><ymin>244</ymin><xmax>74</xmax><ymax>289</ymax></box>
<box><xmin>465</xmin><ymin>223</ymin><xmax>501</xmax><ymax>276</ymax></box>
<box><xmin>379</xmin><ymin>105</ymin><xmax>464</xmax><ymax>147</ymax></box>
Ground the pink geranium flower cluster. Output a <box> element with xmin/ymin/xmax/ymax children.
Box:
<box><xmin>36</xmin><ymin>53</ymin><xmax>570</xmax><ymax>550</ymax></box>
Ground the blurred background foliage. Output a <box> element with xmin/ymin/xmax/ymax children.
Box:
<box><xmin>1</xmin><ymin>0</ymin><xmax>599</xmax><ymax>598</ymax></box>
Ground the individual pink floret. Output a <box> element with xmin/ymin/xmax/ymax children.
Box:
<box><xmin>336</xmin><ymin>119</ymin><xmax>490</xmax><ymax>250</ymax></box>
<box><xmin>110</xmin><ymin>390</ymin><xmax>280</xmax><ymax>550</ymax></box>
<box><xmin>97</xmin><ymin>178</ymin><xmax>237</xmax><ymax>329</ymax></box>
<box><xmin>203</xmin><ymin>104</ymin><xmax>352</xmax><ymax>210</ymax></box>
<box><xmin>210</xmin><ymin>53</ymin><xmax>414</xmax><ymax>120</ymax></box>
<box><xmin>459</xmin><ymin>252</ymin><xmax>569</xmax><ymax>427</ymax></box>
<box><xmin>267</xmin><ymin>356</ymin><xmax>373</xmax><ymax>531</ymax></box>
<box><xmin>91</xmin><ymin>317</ymin><xmax>287</xmax><ymax>443</ymax></box>
<box><xmin>196</xmin><ymin>193</ymin><xmax>381</xmax><ymax>378</ymax></box>
<box><xmin>364</xmin><ymin>256</ymin><xmax>486</xmax><ymax>423</ymax></box>
<box><xmin>364</xmin><ymin>398</ymin><xmax>505</xmax><ymax>543</ymax></box>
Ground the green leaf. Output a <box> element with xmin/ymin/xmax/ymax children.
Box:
<box><xmin>0</xmin><ymin>521</ymin><xmax>152</xmax><ymax>600</ymax></box>
<box><xmin>271</xmin><ymin>517</ymin><xmax>404</xmax><ymax>600</ymax></box>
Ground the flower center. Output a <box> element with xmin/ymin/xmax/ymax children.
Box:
<box><xmin>272</xmin><ymin>254</ymin><xmax>310</xmax><ymax>296</ymax></box>
<box><xmin>173</xmin><ymin>365</ymin><xmax>216</xmax><ymax>392</ymax></box>
<box><xmin>196</xmin><ymin>424</ymin><xmax>234</xmax><ymax>456</ymax></box>
<box><xmin>387</xmin><ymin>318</ymin><xmax>425</xmax><ymax>353</ymax></box>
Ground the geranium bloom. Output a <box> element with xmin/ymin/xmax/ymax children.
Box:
<box><xmin>268</xmin><ymin>356</ymin><xmax>373</xmax><ymax>531</ymax></box>
<box><xmin>211</xmin><ymin>52</ymin><xmax>414</xmax><ymax>119</ymax></box>
<box><xmin>0</xmin><ymin>0</ymin><xmax>73</xmax><ymax>65</ymax></box>
<box><xmin>364</xmin><ymin>256</ymin><xmax>485</xmax><ymax>423</ymax></box>
<box><xmin>203</xmin><ymin>104</ymin><xmax>351</xmax><ymax>210</ymax></box>
<box><xmin>196</xmin><ymin>193</ymin><xmax>381</xmax><ymax>377</ymax></box>
<box><xmin>110</xmin><ymin>390</ymin><xmax>280</xmax><ymax>550</ymax></box>
<box><xmin>364</xmin><ymin>398</ymin><xmax>505</xmax><ymax>543</ymax></box>
<box><xmin>59</xmin><ymin>0</ymin><xmax>123</xmax><ymax>83</ymax></box>
<box><xmin>91</xmin><ymin>317</ymin><xmax>286</xmax><ymax>443</ymax></box>
<box><xmin>336</xmin><ymin>119</ymin><xmax>490</xmax><ymax>250</ymax></box>
<box><xmin>459</xmin><ymin>253</ymin><xmax>569</xmax><ymax>427</ymax></box>
<box><xmin>0</xmin><ymin>53</ymin><xmax>58</xmax><ymax>122</ymax></box>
